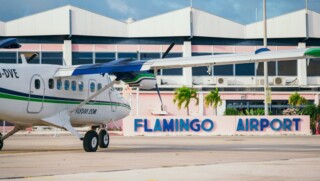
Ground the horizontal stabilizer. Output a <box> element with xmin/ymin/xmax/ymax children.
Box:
<box><xmin>0</xmin><ymin>38</ymin><xmax>21</xmax><ymax>49</ymax></box>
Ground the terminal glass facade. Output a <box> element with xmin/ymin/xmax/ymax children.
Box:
<box><xmin>226</xmin><ymin>100</ymin><xmax>312</xmax><ymax>115</ymax></box>
<box><xmin>72</xmin><ymin>52</ymin><xmax>93</xmax><ymax>65</ymax></box>
<box><xmin>162</xmin><ymin>53</ymin><xmax>183</xmax><ymax>76</ymax></box>
<box><xmin>18</xmin><ymin>52</ymin><xmax>39</xmax><ymax>64</ymax></box>
<box><xmin>307</xmin><ymin>59</ymin><xmax>320</xmax><ymax>76</ymax></box>
<box><xmin>0</xmin><ymin>52</ymin><xmax>17</xmax><ymax>64</ymax></box>
<box><xmin>42</xmin><ymin>52</ymin><xmax>63</xmax><ymax>65</ymax></box>
<box><xmin>140</xmin><ymin>52</ymin><xmax>161</xmax><ymax>60</ymax></box>
<box><xmin>192</xmin><ymin>53</ymin><xmax>212</xmax><ymax>76</ymax></box>
<box><xmin>95</xmin><ymin>52</ymin><xmax>115</xmax><ymax>63</ymax></box>
<box><xmin>118</xmin><ymin>52</ymin><xmax>138</xmax><ymax>60</ymax></box>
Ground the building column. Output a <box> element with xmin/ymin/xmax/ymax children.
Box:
<box><xmin>315</xmin><ymin>94</ymin><xmax>319</xmax><ymax>105</ymax></box>
<box><xmin>183</xmin><ymin>41</ymin><xmax>192</xmax><ymax>86</ymax></box>
<box><xmin>199</xmin><ymin>92</ymin><xmax>204</xmax><ymax>116</ymax></box>
<box><xmin>298</xmin><ymin>42</ymin><xmax>307</xmax><ymax>85</ymax></box>
<box><xmin>63</xmin><ymin>40</ymin><xmax>72</xmax><ymax>66</ymax></box>
<box><xmin>217</xmin><ymin>100</ymin><xmax>226</xmax><ymax>116</ymax></box>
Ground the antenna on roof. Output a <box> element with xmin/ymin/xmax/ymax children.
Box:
<box><xmin>126</xmin><ymin>17</ymin><xmax>136</xmax><ymax>24</ymax></box>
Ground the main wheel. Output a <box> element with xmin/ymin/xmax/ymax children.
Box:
<box><xmin>83</xmin><ymin>130</ymin><xmax>99</xmax><ymax>152</ymax></box>
<box><xmin>98</xmin><ymin>130</ymin><xmax>109</xmax><ymax>148</ymax></box>
<box><xmin>0</xmin><ymin>140</ymin><xmax>3</xmax><ymax>151</ymax></box>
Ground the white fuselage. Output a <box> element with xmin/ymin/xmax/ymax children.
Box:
<box><xmin>0</xmin><ymin>64</ymin><xmax>131</xmax><ymax>127</ymax></box>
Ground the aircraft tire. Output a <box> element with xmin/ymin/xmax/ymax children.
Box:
<box><xmin>83</xmin><ymin>130</ymin><xmax>99</xmax><ymax>152</ymax></box>
<box><xmin>98</xmin><ymin>130</ymin><xmax>109</xmax><ymax>148</ymax></box>
<box><xmin>0</xmin><ymin>133</ymin><xmax>3</xmax><ymax>151</ymax></box>
<box><xmin>0</xmin><ymin>140</ymin><xmax>3</xmax><ymax>151</ymax></box>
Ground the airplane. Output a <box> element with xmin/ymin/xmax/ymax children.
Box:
<box><xmin>0</xmin><ymin>38</ymin><xmax>319</xmax><ymax>152</ymax></box>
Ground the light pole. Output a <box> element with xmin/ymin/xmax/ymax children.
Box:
<box><xmin>263</xmin><ymin>0</ymin><xmax>269</xmax><ymax>115</ymax></box>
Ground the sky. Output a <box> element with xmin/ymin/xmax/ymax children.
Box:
<box><xmin>0</xmin><ymin>0</ymin><xmax>319</xmax><ymax>24</ymax></box>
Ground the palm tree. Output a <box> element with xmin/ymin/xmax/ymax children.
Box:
<box><xmin>288</xmin><ymin>92</ymin><xmax>307</xmax><ymax>107</ymax></box>
<box><xmin>300</xmin><ymin>104</ymin><xmax>320</xmax><ymax>134</ymax></box>
<box><xmin>173</xmin><ymin>86</ymin><xmax>199</xmax><ymax>116</ymax></box>
<box><xmin>205</xmin><ymin>88</ymin><xmax>222</xmax><ymax>115</ymax></box>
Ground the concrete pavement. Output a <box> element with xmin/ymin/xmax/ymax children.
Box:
<box><xmin>0</xmin><ymin>135</ymin><xmax>319</xmax><ymax>180</ymax></box>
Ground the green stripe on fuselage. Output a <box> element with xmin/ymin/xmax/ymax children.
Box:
<box><xmin>0</xmin><ymin>92</ymin><xmax>131</xmax><ymax>109</ymax></box>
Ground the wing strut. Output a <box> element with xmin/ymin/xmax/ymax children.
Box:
<box><xmin>152</xmin><ymin>43</ymin><xmax>175</xmax><ymax>112</ymax></box>
<box><xmin>155</xmin><ymin>83</ymin><xmax>165</xmax><ymax>111</ymax></box>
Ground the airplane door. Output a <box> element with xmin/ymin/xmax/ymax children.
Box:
<box><xmin>27</xmin><ymin>75</ymin><xmax>45</xmax><ymax>113</ymax></box>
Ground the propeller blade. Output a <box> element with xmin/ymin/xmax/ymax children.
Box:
<box><xmin>27</xmin><ymin>52</ymin><xmax>39</xmax><ymax>63</ymax></box>
<box><xmin>162</xmin><ymin>43</ymin><xmax>175</xmax><ymax>59</ymax></box>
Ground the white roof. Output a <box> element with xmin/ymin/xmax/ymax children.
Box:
<box><xmin>1</xmin><ymin>5</ymin><xmax>319</xmax><ymax>39</ymax></box>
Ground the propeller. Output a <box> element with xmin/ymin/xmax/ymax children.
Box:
<box><xmin>26</xmin><ymin>52</ymin><xmax>39</xmax><ymax>63</ymax></box>
<box><xmin>162</xmin><ymin>43</ymin><xmax>175</xmax><ymax>59</ymax></box>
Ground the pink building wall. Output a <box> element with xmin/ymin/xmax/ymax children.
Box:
<box><xmin>124</xmin><ymin>91</ymin><xmax>317</xmax><ymax>117</ymax></box>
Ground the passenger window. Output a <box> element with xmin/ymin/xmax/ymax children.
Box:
<box><xmin>71</xmin><ymin>81</ymin><xmax>77</xmax><ymax>91</ymax></box>
<box><xmin>35</xmin><ymin>79</ymin><xmax>40</xmax><ymax>89</ymax></box>
<box><xmin>97</xmin><ymin>83</ymin><xmax>102</xmax><ymax>91</ymax></box>
<box><xmin>57</xmin><ymin>79</ymin><xmax>62</xmax><ymax>90</ymax></box>
<box><xmin>48</xmin><ymin>79</ymin><xmax>54</xmax><ymax>89</ymax></box>
<box><xmin>90</xmin><ymin>82</ymin><xmax>95</xmax><ymax>92</ymax></box>
<box><xmin>64</xmin><ymin>80</ymin><xmax>70</xmax><ymax>91</ymax></box>
<box><xmin>78</xmin><ymin>81</ymin><xmax>84</xmax><ymax>92</ymax></box>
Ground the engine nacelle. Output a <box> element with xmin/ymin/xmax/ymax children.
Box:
<box><xmin>135</xmin><ymin>78</ymin><xmax>156</xmax><ymax>90</ymax></box>
<box><xmin>120</xmin><ymin>72</ymin><xmax>156</xmax><ymax>90</ymax></box>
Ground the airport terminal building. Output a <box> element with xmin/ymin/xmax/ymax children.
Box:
<box><xmin>0</xmin><ymin>5</ymin><xmax>320</xmax><ymax>116</ymax></box>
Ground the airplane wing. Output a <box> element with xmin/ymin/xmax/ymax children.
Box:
<box><xmin>54</xmin><ymin>48</ymin><xmax>320</xmax><ymax>77</ymax></box>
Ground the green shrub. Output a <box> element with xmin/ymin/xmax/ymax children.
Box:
<box><xmin>241</xmin><ymin>108</ymin><xmax>268</xmax><ymax>116</ymax></box>
<box><xmin>224</xmin><ymin>108</ymin><xmax>239</xmax><ymax>115</ymax></box>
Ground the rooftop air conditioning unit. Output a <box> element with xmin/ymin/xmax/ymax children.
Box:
<box><xmin>256</xmin><ymin>78</ymin><xmax>265</xmax><ymax>86</ymax></box>
<box><xmin>205</xmin><ymin>77</ymin><xmax>215</xmax><ymax>85</ymax></box>
<box><xmin>216</xmin><ymin>77</ymin><xmax>228</xmax><ymax>86</ymax></box>
<box><xmin>274</xmin><ymin>77</ymin><xmax>286</xmax><ymax>86</ymax></box>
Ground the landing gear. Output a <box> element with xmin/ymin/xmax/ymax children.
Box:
<box><xmin>98</xmin><ymin>129</ymin><xmax>109</xmax><ymax>148</ymax></box>
<box><xmin>0</xmin><ymin>125</ymin><xmax>24</xmax><ymax>151</ymax></box>
<box><xmin>82</xmin><ymin>129</ymin><xmax>110</xmax><ymax>152</ymax></box>
<box><xmin>83</xmin><ymin>130</ymin><xmax>99</xmax><ymax>152</ymax></box>
<box><xmin>0</xmin><ymin>133</ymin><xmax>3</xmax><ymax>151</ymax></box>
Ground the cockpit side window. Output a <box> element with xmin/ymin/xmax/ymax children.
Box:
<box><xmin>49</xmin><ymin>79</ymin><xmax>54</xmax><ymax>89</ymax></box>
<box><xmin>35</xmin><ymin>79</ymin><xmax>40</xmax><ymax>89</ymax></box>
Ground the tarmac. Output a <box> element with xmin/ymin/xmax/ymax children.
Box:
<box><xmin>0</xmin><ymin>133</ymin><xmax>319</xmax><ymax>180</ymax></box>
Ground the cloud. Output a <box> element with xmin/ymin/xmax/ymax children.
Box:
<box><xmin>0</xmin><ymin>0</ymin><xmax>318</xmax><ymax>23</ymax></box>
<box><xmin>105</xmin><ymin>0</ymin><xmax>138</xmax><ymax>17</ymax></box>
<box><xmin>153</xmin><ymin>1</ymin><xmax>186</xmax><ymax>9</ymax></box>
